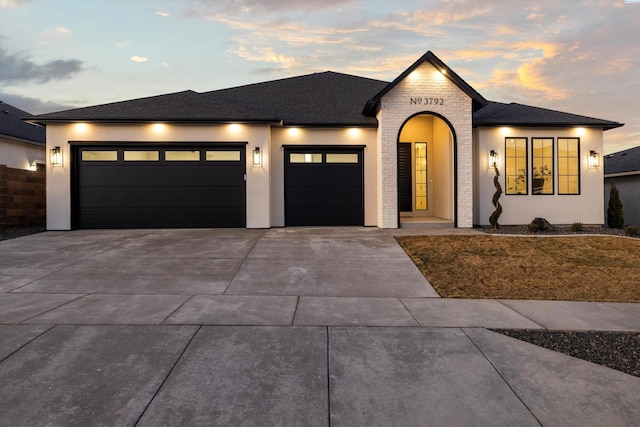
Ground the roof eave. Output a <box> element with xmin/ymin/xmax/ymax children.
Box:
<box><xmin>473</xmin><ymin>122</ymin><xmax>624</xmax><ymax>131</ymax></box>
<box><xmin>605</xmin><ymin>171</ymin><xmax>640</xmax><ymax>178</ymax></box>
<box><xmin>25</xmin><ymin>117</ymin><xmax>285</xmax><ymax>126</ymax></box>
<box><xmin>0</xmin><ymin>133</ymin><xmax>46</xmax><ymax>146</ymax></box>
<box><xmin>281</xmin><ymin>122</ymin><xmax>378</xmax><ymax>128</ymax></box>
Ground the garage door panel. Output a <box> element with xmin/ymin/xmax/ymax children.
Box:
<box><xmin>78</xmin><ymin>187</ymin><xmax>245</xmax><ymax>209</ymax></box>
<box><xmin>285</xmin><ymin>187</ymin><xmax>362</xmax><ymax>207</ymax></box>
<box><xmin>75</xmin><ymin>145</ymin><xmax>246</xmax><ymax>228</ymax></box>
<box><xmin>286</xmin><ymin>169</ymin><xmax>362</xmax><ymax>187</ymax></box>
<box><xmin>80</xmin><ymin>166</ymin><xmax>243</xmax><ymax>187</ymax></box>
<box><xmin>79</xmin><ymin>207</ymin><xmax>246</xmax><ymax>229</ymax></box>
<box><xmin>285</xmin><ymin>206</ymin><xmax>363</xmax><ymax>226</ymax></box>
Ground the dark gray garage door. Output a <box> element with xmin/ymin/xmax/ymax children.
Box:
<box><xmin>284</xmin><ymin>147</ymin><xmax>364</xmax><ymax>226</ymax></box>
<box><xmin>73</xmin><ymin>144</ymin><xmax>246</xmax><ymax>228</ymax></box>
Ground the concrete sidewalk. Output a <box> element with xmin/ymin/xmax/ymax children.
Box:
<box><xmin>1</xmin><ymin>228</ymin><xmax>639</xmax><ymax>425</ymax></box>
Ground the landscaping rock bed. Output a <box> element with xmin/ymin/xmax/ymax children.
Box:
<box><xmin>492</xmin><ymin>329</ymin><xmax>640</xmax><ymax>378</ymax></box>
<box><xmin>0</xmin><ymin>225</ymin><xmax>46</xmax><ymax>241</ymax></box>
<box><xmin>479</xmin><ymin>225</ymin><xmax>628</xmax><ymax>237</ymax></box>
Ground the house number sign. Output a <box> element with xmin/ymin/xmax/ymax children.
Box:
<box><xmin>410</xmin><ymin>97</ymin><xmax>445</xmax><ymax>105</ymax></box>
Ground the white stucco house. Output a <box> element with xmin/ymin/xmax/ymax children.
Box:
<box><xmin>28</xmin><ymin>51</ymin><xmax>622</xmax><ymax>230</ymax></box>
<box><xmin>1</xmin><ymin>101</ymin><xmax>46</xmax><ymax>171</ymax></box>
<box><xmin>604</xmin><ymin>146</ymin><xmax>640</xmax><ymax>228</ymax></box>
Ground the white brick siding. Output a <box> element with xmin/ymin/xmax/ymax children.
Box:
<box><xmin>377</xmin><ymin>61</ymin><xmax>474</xmax><ymax>228</ymax></box>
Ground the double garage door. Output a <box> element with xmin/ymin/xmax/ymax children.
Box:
<box><xmin>73</xmin><ymin>144</ymin><xmax>364</xmax><ymax>229</ymax></box>
<box><xmin>73</xmin><ymin>144</ymin><xmax>246</xmax><ymax>229</ymax></box>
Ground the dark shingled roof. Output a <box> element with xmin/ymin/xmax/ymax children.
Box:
<box><xmin>29</xmin><ymin>72</ymin><xmax>388</xmax><ymax>127</ymax></box>
<box><xmin>473</xmin><ymin>101</ymin><xmax>623</xmax><ymax>130</ymax></box>
<box><xmin>0</xmin><ymin>100</ymin><xmax>45</xmax><ymax>145</ymax></box>
<box><xmin>27</xmin><ymin>57</ymin><xmax>622</xmax><ymax>131</ymax></box>
<box><xmin>25</xmin><ymin>90</ymin><xmax>276</xmax><ymax>123</ymax></box>
<box><xmin>604</xmin><ymin>146</ymin><xmax>640</xmax><ymax>175</ymax></box>
<box><xmin>201</xmin><ymin>72</ymin><xmax>388</xmax><ymax>126</ymax></box>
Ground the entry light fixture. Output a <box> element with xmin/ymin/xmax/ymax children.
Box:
<box><xmin>589</xmin><ymin>150</ymin><xmax>600</xmax><ymax>168</ymax></box>
<box><xmin>253</xmin><ymin>146</ymin><xmax>262</xmax><ymax>166</ymax></box>
<box><xmin>489</xmin><ymin>150</ymin><xmax>498</xmax><ymax>169</ymax></box>
<box><xmin>50</xmin><ymin>146</ymin><xmax>62</xmax><ymax>166</ymax></box>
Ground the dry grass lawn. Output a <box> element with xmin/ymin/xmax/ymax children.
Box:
<box><xmin>396</xmin><ymin>235</ymin><xmax>640</xmax><ymax>302</ymax></box>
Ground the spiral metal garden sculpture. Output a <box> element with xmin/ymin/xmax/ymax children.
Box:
<box><xmin>489</xmin><ymin>165</ymin><xmax>502</xmax><ymax>229</ymax></box>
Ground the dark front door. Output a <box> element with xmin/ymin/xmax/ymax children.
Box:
<box><xmin>74</xmin><ymin>144</ymin><xmax>246</xmax><ymax>229</ymax></box>
<box><xmin>284</xmin><ymin>147</ymin><xmax>364</xmax><ymax>226</ymax></box>
<box><xmin>398</xmin><ymin>142</ymin><xmax>412</xmax><ymax>212</ymax></box>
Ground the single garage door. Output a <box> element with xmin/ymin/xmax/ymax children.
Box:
<box><xmin>73</xmin><ymin>144</ymin><xmax>246</xmax><ymax>228</ymax></box>
<box><xmin>284</xmin><ymin>146</ymin><xmax>364</xmax><ymax>226</ymax></box>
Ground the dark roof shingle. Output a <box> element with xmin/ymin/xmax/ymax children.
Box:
<box><xmin>0</xmin><ymin>101</ymin><xmax>45</xmax><ymax>145</ymax></box>
<box><xmin>604</xmin><ymin>146</ymin><xmax>640</xmax><ymax>175</ymax></box>
<box><xmin>29</xmin><ymin>72</ymin><xmax>389</xmax><ymax>126</ymax></box>
<box><xmin>473</xmin><ymin>101</ymin><xmax>623</xmax><ymax>130</ymax></box>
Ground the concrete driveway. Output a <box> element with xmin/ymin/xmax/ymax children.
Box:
<box><xmin>1</xmin><ymin>228</ymin><xmax>639</xmax><ymax>426</ymax></box>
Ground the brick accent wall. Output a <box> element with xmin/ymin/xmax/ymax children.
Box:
<box><xmin>0</xmin><ymin>164</ymin><xmax>46</xmax><ymax>228</ymax></box>
<box><xmin>377</xmin><ymin>61</ymin><xmax>474</xmax><ymax>228</ymax></box>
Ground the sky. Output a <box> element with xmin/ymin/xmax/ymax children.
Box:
<box><xmin>0</xmin><ymin>0</ymin><xmax>638</xmax><ymax>154</ymax></box>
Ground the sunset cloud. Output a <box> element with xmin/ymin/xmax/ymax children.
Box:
<box><xmin>0</xmin><ymin>46</ymin><xmax>83</xmax><ymax>84</ymax></box>
<box><xmin>37</xmin><ymin>26</ymin><xmax>73</xmax><ymax>44</ymax></box>
<box><xmin>231</xmin><ymin>46</ymin><xmax>298</xmax><ymax>68</ymax></box>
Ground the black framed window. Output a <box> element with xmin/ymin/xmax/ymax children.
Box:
<box><xmin>532</xmin><ymin>138</ymin><xmax>554</xmax><ymax>195</ymax></box>
<box><xmin>558</xmin><ymin>138</ymin><xmax>580</xmax><ymax>195</ymax></box>
<box><xmin>505</xmin><ymin>137</ymin><xmax>527</xmax><ymax>195</ymax></box>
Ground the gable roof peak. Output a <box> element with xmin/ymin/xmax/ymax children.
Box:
<box><xmin>362</xmin><ymin>50</ymin><xmax>488</xmax><ymax>116</ymax></box>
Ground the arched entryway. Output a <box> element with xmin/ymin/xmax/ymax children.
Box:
<box><xmin>397</xmin><ymin>112</ymin><xmax>456</xmax><ymax>226</ymax></box>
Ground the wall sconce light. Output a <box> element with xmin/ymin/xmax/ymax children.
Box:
<box><xmin>489</xmin><ymin>150</ymin><xmax>498</xmax><ymax>169</ymax></box>
<box><xmin>589</xmin><ymin>150</ymin><xmax>600</xmax><ymax>168</ymax></box>
<box><xmin>252</xmin><ymin>147</ymin><xmax>262</xmax><ymax>166</ymax></box>
<box><xmin>50</xmin><ymin>146</ymin><xmax>62</xmax><ymax>166</ymax></box>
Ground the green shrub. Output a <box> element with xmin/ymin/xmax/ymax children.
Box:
<box><xmin>607</xmin><ymin>181</ymin><xmax>624</xmax><ymax>229</ymax></box>
<box><xmin>527</xmin><ymin>223</ymin><xmax>539</xmax><ymax>233</ymax></box>
<box><xmin>625</xmin><ymin>226</ymin><xmax>640</xmax><ymax>238</ymax></box>
<box><xmin>571</xmin><ymin>222</ymin><xmax>583</xmax><ymax>232</ymax></box>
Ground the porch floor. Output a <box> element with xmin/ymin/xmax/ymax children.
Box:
<box><xmin>399</xmin><ymin>217</ymin><xmax>454</xmax><ymax>229</ymax></box>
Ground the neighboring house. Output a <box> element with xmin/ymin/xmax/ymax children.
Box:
<box><xmin>604</xmin><ymin>146</ymin><xmax>640</xmax><ymax>227</ymax></box>
<box><xmin>0</xmin><ymin>101</ymin><xmax>47</xmax><ymax>228</ymax></box>
<box><xmin>0</xmin><ymin>100</ymin><xmax>46</xmax><ymax>170</ymax></box>
<box><xmin>28</xmin><ymin>51</ymin><xmax>622</xmax><ymax>230</ymax></box>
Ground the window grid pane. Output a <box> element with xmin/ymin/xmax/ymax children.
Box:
<box><xmin>558</xmin><ymin>138</ymin><xmax>580</xmax><ymax>195</ymax></box>
<box><xmin>82</xmin><ymin>151</ymin><xmax>118</xmax><ymax>161</ymax></box>
<box><xmin>165</xmin><ymin>151</ymin><xmax>200</xmax><ymax>161</ymax></box>
<box><xmin>505</xmin><ymin>138</ymin><xmax>527</xmax><ymax>195</ymax></box>
<box><xmin>290</xmin><ymin>153</ymin><xmax>322</xmax><ymax>163</ymax></box>
<box><xmin>124</xmin><ymin>151</ymin><xmax>159</xmax><ymax>161</ymax></box>
<box><xmin>206</xmin><ymin>151</ymin><xmax>241</xmax><ymax>161</ymax></box>
<box><xmin>532</xmin><ymin>138</ymin><xmax>554</xmax><ymax>195</ymax></box>
<box><xmin>415</xmin><ymin>142</ymin><xmax>427</xmax><ymax>210</ymax></box>
<box><xmin>326</xmin><ymin>153</ymin><xmax>358</xmax><ymax>163</ymax></box>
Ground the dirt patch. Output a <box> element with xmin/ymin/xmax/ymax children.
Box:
<box><xmin>396</xmin><ymin>235</ymin><xmax>640</xmax><ymax>302</ymax></box>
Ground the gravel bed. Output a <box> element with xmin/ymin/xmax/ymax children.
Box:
<box><xmin>492</xmin><ymin>329</ymin><xmax>640</xmax><ymax>377</ymax></box>
<box><xmin>479</xmin><ymin>225</ymin><xmax>629</xmax><ymax>237</ymax></box>
<box><xmin>0</xmin><ymin>225</ymin><xmax>46</xmax><ymax>241</ymax></box>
